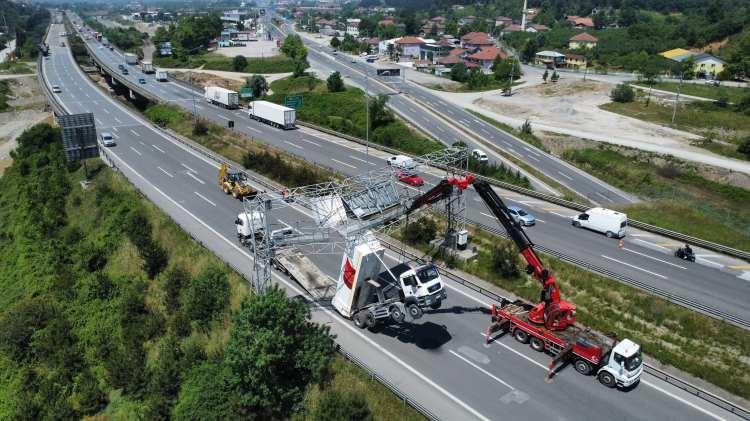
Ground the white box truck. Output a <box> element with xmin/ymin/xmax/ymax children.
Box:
<box><xmin>155</xmin><ymin>70</ymin><xmax>168</xmax><ymax>82</ymax></box>
<box><xmin>141</xmin><ymin>61</ymin><xmax>154</xmax><ymax>74</ymax></box>
<box><xmin>571</xmin><ymin>207</ymin><xmax>627</xmax><ymax>238</ymax></box>
<box><xmin>246</xmin><ymin>100</ymin><xmax>296</xmax><ymax>129</ymax></box>
<box><xmin>204</xmin><ymin>86</ymin><xmax>239</xmax><ymax>109</ymax></box>
<box><xmin>124</xmin><ymin>53</ymin><xmax>138</xmax><ymax>65</ymax></box>
<box><xmin>386</xmin><ymin>154</ymin><xmax>416</xmax><ymax>171</ymax></box>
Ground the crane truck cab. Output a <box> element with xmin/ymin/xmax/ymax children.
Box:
<box><xmin>597</xmin><ymin>338</ymin><xmax>643</xmax><ymax>388</ymax></box>
<box><xmin>383</xmin><ymin>263</ymin><xmax>447</xmax><ymax>310</ymax></box>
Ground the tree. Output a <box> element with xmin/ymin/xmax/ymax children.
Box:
<box><xmin>293</xmin><ymin>59</ymin><xmax>310</xmax><ymax>77</ymax></box>
<box><xmin>173</xmin><ymin>362</ymin><xmax>237</xmax><ymax>421</ymax></box>
<box><xmin>247</xmin><ymin>74</ymin><xmax>268</xmax><ymax>98</ymax></box>
<box><xmin>450</xmin><ymin>62</ymin><xmax>468</xmax><ymax>83</ymax></box>
<box><xmin>182</xmin><ymin>265</ymin><xmax>230</xmax><ymax>326</ymax></box>
<box><xmin>521</xmin><ymin>38</ymin><xmax>538</xmax><ymax>64</ymax></box>
<box><xmin>224</xmin><ymin>286</ymin><xmax>334</xmax><ymax>418</ymax></box>
<box><xmin>282</xmin><ymin>34</ymin><xmax>310</xmax><ymax>77</ymax></box>
<box><xmin>593</xmin><ymin>12</ymin><xmax>607</xmax><ymax>30</ymax></box>
<box><xmin>311</xmin><ymin>390</ymin><xmax>373</xmax><ymax>421</ymax></box>
<box><xmin>232</xmin><ymin>55</ymin><xmax>247</xmax><ymax>72</ymax></box>
<box><xmin>491</xmin><ymin>242</ymin><xmax>520</xmax><ymax>278</ymax></box>
<box><xmin>738</xmin><ymin>137</ymin><xmax>750</xmax><ymax>159</ymax></box>
<box><xmin>330</xmin><ymin>36</ymin><xmax>341</xmax><ymax>49</ymax></box>
<box><xmin>467</xmin><ymin>68</ymin><xmax>489</xmax><ymax>90</ymax></box>
<box><xmin>610</xmin><ymin>83</ymin><xmax>635</xmax><ymax>103</ymax></box>
<box><xmin>403</xmin><ymin>217</ymin><xmax>437</xmax><ymax>245</ymax></box>
<box><xmin>681</xmin><ymin>56</ymin><xmax>697</xmax><ymax>80</ymax></box>
<box><xmin>493</xmin><ymin>57</ymin><xmax>521</xmax><ymax>81</ymax></box>
<box><xmin>327</xmin><ymin>71</ymin><xmax>345</xmax><ymax>92</ymax></box>
<box><xmin>369</xmin><ymin>94</ymin><xmax>394</xmax><ymax>129</ymax></box>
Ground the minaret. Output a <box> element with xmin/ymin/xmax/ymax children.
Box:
<box><xmin>521</xmin><ymin>0</ymin><xmax>528</xmax><ymax>31</ymax></box>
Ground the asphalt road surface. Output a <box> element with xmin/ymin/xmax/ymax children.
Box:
<box><xmin>46</xmin><ymin>19</ymin><xmax>747</xmax><ymax>421</ymax></box>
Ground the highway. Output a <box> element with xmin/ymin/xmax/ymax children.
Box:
<box><xmin>65</xmin><ymin>15</ymin><xmax>750</xmax><ymax>329</ymax></box>
<box><xmin>44</xmin><ymin>21</ymin><xmax>745</xmax><ymax>421</ymax></box>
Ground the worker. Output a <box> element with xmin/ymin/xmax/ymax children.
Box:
<box><xmin>282</xmin><ymin>188</ymin><xmax>290</xmax><ymax>202</ymax></box>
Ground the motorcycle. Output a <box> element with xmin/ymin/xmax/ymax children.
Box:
<box><xmin>674</xmin><ymin>247</ymin><xmax>696</xmax><ymax>262</ymax></box>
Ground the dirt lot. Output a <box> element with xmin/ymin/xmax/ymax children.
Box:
<box><xmin>171</xmin><ymin>70</ymin><xmax>291</xmax><ymax>94</ymax></box>
<box><xmin>0</xmin><ymin>76</ymin><xmax>51</xmax><ymax>173</ymax></box>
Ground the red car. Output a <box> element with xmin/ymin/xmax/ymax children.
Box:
<box><xmin>396</xmin><ymin>170</ymin><xmax>424</xmax><ymax>186</ymax></box>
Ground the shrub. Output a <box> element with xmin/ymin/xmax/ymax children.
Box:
<box><xmin>738</xmin><ymin>137</ymin><xmax>750</xmax><ymax>159</ymax></box>
<box><xmin>610</xmin><ymin>83</ymin><xmax>635</xmax><ymax>103</ymax></box>
<box><xmin>311</xmin><ymin>390</ymin><xmax>373</xmax><ymax>421</ymax></box>
<box><xmin>193</xmin><ymin>119</ymin><xmax>209</xmax><ymax>136</ymax></box>
<box><xmin>403</xmin><ymin>218</ymin><xmax>437</xmax><ymax>245</ymax></box>
<box><xmin>181</xmin><ymin>266</ymin><xmax>230</xmax><ymax>326</ymax></box>
<box><xmin>327</xmin><ymin>71</ymin><xmax>345</xmax><ymax>92</ymax></box>
<box><xmin>520</xmin><ymin>119</ymin><xmax>533</xmax><ymax>135</ymax></box>
<box><xmin>232</xmin><ymin>55</ymin><xmax>247</xmax><ymax>72</ymax></box>
<box><xmin>491</xmin><ymin>242</ymin><xmax>520</xmax><ymax>278</ymax></box>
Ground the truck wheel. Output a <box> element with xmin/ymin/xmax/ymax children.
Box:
<box><xmin>574</xmin><ymin>359</ymin><xmax>592</xmax><ymax>375</ymax></box>
<box><xmin>513</xmin><ymin>329</ymin><xmax>529</xmax><ymax>344</ymax></box>
<box><xmin>530</xmin><ymin>337</ymin><xmax>545</xmax><ymax>352</ymax></box>
<box><xmin>365</xmin><ymin>312</ymin><xmax>376</xmax><ymax>328</ymax></box>
<box><xmin>606</xmin><ymin>231</ymin><xmax>614</xmax><ymax>238</ymax></box>
<box><xmin>429</xmin><ymin>301</ymin><xmax>442</xmax><ymax>310</ymax></box>
<box><xmin>232</xmin><ymin>189</ymin><xmax>239</xmax><ymax>199</ymax></box>
<box><xmin>407</xmin><ymin>304</ymin><xmax>423</xmax><ymax>320</ymax></box>
<box><xmin>598</xmin><ymin>371</ymin><xmax>617</xmax><ymax>388</ymax></box>
<box><xmin>572</xmin><ymin>220</ymin><xmax>580</xmax><ymax>227</ymax></box>
<box><xmin>353</xmin><ymin>312</ymin><xmax>366</xmax><ymax>329</ymax></box>
<box><xmin>223</xmin><ymin>185</ymin><xmax>230</xmax><ymax>194</ymax></box>
<box><xmin>390</xmin><ymin>306</ymin><xmax>405</xmax><ymax>323</ymax></box>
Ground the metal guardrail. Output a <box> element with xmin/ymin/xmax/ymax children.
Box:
<box><xmin>42</xmin><ymin>38</ymin><xmax>749</xmax><ymax>420</ymax></box>
<box><xmin>376</xmin><ymin>238</ymin><xmax>750</xmax><ymax>420</ymax></box>
<box><xmin>296</xmin><ymin>121</ymin><xmax>750</xmax><ymax>261</ymax></box>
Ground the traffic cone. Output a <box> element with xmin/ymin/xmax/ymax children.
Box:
<box><xmin>618</xmin><ymin>238</ymin><xmax>624</xmax><ymax>250</ymax></box>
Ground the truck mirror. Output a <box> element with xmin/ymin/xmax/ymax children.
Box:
<box><xmin>235</xmin><ymin>218</ymin><xmax>242</xmax><ymax>225</ymax></box>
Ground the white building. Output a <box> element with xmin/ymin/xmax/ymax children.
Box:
<box><xmin>346</xmin><ymin>18</ymin><xmax>361</xmax><ymax>37</ymax></box>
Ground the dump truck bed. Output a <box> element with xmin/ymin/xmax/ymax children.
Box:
<box><xmin>274</xmin><ymin>250</ymin><xmax>335</xmax><ymax>299</ymax></box>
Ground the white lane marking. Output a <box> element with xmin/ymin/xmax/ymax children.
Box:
<box><xmin>697</xmin><ymin>258</ymin><xmax>724</xmax><ymax>268</ymax></box>
<box><xmin>95</xmin><ymin>118</ymin><xmax>103</xmax><ymax>125</ymax></box>
<box><xmin>152</xmin><ymin>144</ymin><xmax>166</xmax><ymax>153</ymax></box>
<box><xmin>535</xmin><ymin>219</ymin><xmax>546</xmax><ymax>223</ymax></box>
<box><xmin>248</xmin><ymin>126</ymin><xmax>262</xmax><ymax>134</ymax></box>
<box><xmin>623</xmin><ymin>248</ymin><xmax>686</xmax><ymax>269</ymax></box>
<box><xmin>114</xmin><ymin>117</ymin><xmax>122</xmax><ymax>124</ymax></box>
<box><xmin>449</xmin><ymin>350</ymin><xmax>514</xmax><ymax>390</ymax></box>
<box><xmin>217</xmin><ymin>114</ymin><xmax>230</xmax><ymax>120</ymax></box>
<box><xmin>696</xmin><ymin>254</ymin><xmax>721</xmax><ymax>258</ymax></box>
<box><xmin>186</xmin><ymin>171</ymin><xmax>205</xmax><ymax>184</ymax></box>
<box><xmin>102</xmin><ymin>148</ymin><xmax>492</xmax><ymax>421</ymax></box>
<box><xmin>181</xmin><ymin>163</ymin><xmax>197</xmax><ymax>173</ymax></box>
<box><xmin>331</xmin><ymin>158</ymin><xmax>357</xmax><ymax>169</ymax></box>
<box><xmin>482</xmin><ymin>333</ymin><xmax>724</xmax><ymax>420</ymax></box>
<box><xmin>129</xmin><ymin>146</ymin><xmax>141</xmax><ymax>156</ymax></box>
<box><xmin>437</xmin><ymin>126</ymin><xmax>445</xmax><ymax>132</ymax></box>
<box><xmin>139</xmin><ymin>141</ymin><xmax>146</xmax><ymax>146</ymax></box>
<box><xmin>301</xmin><ymin>138</ymin><xmax>322</xmax><ymax>147</ymax></box>
<box><xmin>157</xmin><ymin>166</ymin><xmax>174</xmax><ymax>178</ymax></box>
<box><xmin>634</xmin><ymin>238</ymin><xmax>671</xmax><ymax>251</ymax></box>
<box><xmin>129</xmin><ymin>129</ymin><xmax>140</xmax><ymax>137</ymax></box>
<box><xmin>112</xmin><ymin>126</ymin><xmax>118</xmax><ymax>132</ymax></box>
<box><xmin>549</xmin><ymin>211</ymin><xmax>569</xmax><ymax>218</ymax></box>
<box><xmin>601</xmin><ymin>255</ymin><xmax>667</xmax><ymax>279</ymax></box>
<box><xmin>595</xmin><ymin>191</ymin><xmax>613</xmax><ymax>203</ymax></box>
<box><xmin>348</xmin><ymin>155</ymin><xmax>376</xmax><ymax>165</ymax></box>
<box><xmin>284</xmin><ymin>140</ymin><xmax>304</xmax><ymax>149</ymax></box>
<box><xmin>102</xmin><ymin>108</ymin><xmax>110</xmax><ymax>114</ymax></box>
<box><xmin>527</xmin><ymin>155</ymin><xmax>540</xmax><ymax>162</ymax></box>
<box><xmin>409</xmin><ymin>107</ymin><xmax>417</xmax><ymax>113</ymax></box>
<box><xmin>557</xmin><ymin>171</ymin><xmax>573</xmax><ymax>181</ymax></box>
<box><xmin>480</xmin><ymin>212</ymin><xmax>497</xmax><ymax>220</ymax></box>
<box><xmin>194</xmin><ymin>191</ymin><xmax>216</xmax><ymax>207</ymax></box>
<box><xmin>505</xmin><ymin>149</ymin><xmax>522</xmax><ymax>159</ymax></box>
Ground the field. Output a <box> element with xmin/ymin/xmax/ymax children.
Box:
<box><xmin>646</xmin><ymin>81</ymin><xmax>749</xmax><ymax>103</ymax></box>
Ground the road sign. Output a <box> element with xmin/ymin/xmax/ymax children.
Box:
<box><xmin>239</xmin><ymin>87</ymin><xmax>253</xmax><ymax>99</ymax></box>
<box><xmin>58</xmin><ymin>113</ymin><xmax>99</xmax><ymax>162</ymax></box>
<box><xmin>284</xmin><ymin>95</ymin><xmax>303</xmax><ymax>109</ymax></box>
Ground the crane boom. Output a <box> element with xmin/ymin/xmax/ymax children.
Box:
<box><xmin>472</xmin><ymin>180</ymin><xmax>573</xmax><ymax>330</ymax></box>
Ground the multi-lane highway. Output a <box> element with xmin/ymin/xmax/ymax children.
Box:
<box><xmin>67</xmin><ymin>14</ymin><xmax>750</xmax><ymax>329</ymax></box>
<box><xmin>43</xmin><ymin>20</ymin><xmax>745</xmax><ymax>421</ymax></box>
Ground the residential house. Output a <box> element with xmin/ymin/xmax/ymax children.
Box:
<box><xmin>461</xmin><ymin>32</ymin><xmax>494</xmax><ymax>49</ymax></box>
<box><xmin>421</xmin><ymin>21</ymin><xmax>446</xmax><ymax>36</ymax></box>
<box><xmin>569</xmin><ymin>32</ymin><xmax>598</xmax><ymax>49</ymax></box>
<box><xmin>500</xmin><ymin>24</ymin><xmax>524</xmax><ymax>35</ymax></box>
<box><xmin>659</xmin><ymin>48</ymin><xmax>692</xmax><ymax>60</ymax></box>
<box><xmin>566</xmin><ymin>15</ymin><xmax>594</xmax><ymax>28</ymax></box>
<box><xmin>535</xmin><ymin>50</ymin><xmax>566</xmax><ymax>68</ymax></box>
<box><xmin>395</xmin><ymin>36</ymin><xmax>426</xmax><ymax>60</ymax></box>
<box><xmin>526</xmin><ymin>24</ymin><xmax>550</xmax><ymax>32</ymax></box>
<box><xmin>346</xmin><ymin>18</ymin><xmax>361</xmax><ymax>37</ymax></box>
<box><xmin>420</xmin><ymin>38</ymin><xmax>453</xmax><ymax>63</ymax></box>
<box><xmin>466</xmin><ymin>46</ymin><xmax>507</xmax><ymax>71</ymax></box>
<box><xmin>565</xmin><ymin>53</ymin><xmax>587</xmax><ymax>69</ymax></box>
<box><xmin>378</xmin><ymin>38</ymin><xmax>397</xmax><ymax>56</ymax></box>
<box><xmin>437</xmin><ymin>47</ymin><xmax>467</xmax><ymax>67</ymax></box>
<box><xmin>660</xmin><ymin>49</ymin><xmax>726</xmax><ymax>78</ymax></box>
<box><xmin>378</xmin><ymin>18</ymin><xmax>395</xmax><ymax>27</ymax></box>
<box><xmin>495</xmin><ymin>16</ymin><xmax>513</xmax><ymax>28</ymax></box>
<box><xmin>458</xmin><ymin>16</ymin><xmax>476</xmax><ymax>27</ymax></box>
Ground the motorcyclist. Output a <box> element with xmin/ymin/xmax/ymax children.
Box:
<box><xmin>683</xmin><ymin>243</ymin><xmax>693</xmax><ymax>256</ymax></box>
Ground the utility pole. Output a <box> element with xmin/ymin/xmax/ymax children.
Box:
<box><xmin>671</xmin><ymin>72</ymin><xmax>683</xmax><ymax>125</ymax></box>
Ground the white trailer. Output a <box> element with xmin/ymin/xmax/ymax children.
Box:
<box><xmin>155</xmin><ymin>70</ymin><xmax>168</xmax><ymax>82</ymax></box>
<box><xmin>245</xmin><ymin>100</ymin><xmax>296</xmax><ymax>129</ymax></box>
<box><xmin>124</xmin><ymin>53</ymin><xmax>138</xmax><ymax>65</ymax></box>
<box><xmin>101</xmin><ymin>37</ymin><xmax>109</xmax><ymax>46</ymax></box>
<box><xmin>141</xmin><ymin>61</ymin><xmax>154</xmax><ymax>74</ymax></box>
<box><xmin>204</xmin><ymin>86</ymin><xmax>239</xmax><ymax>109</ymax></box>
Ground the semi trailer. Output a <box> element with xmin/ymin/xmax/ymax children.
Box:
<box><xmin>205</xmin><ymin>86</ymin><xmax>239</xmax><ymax>109</ymax></box>
<box><xmin>141</xmin><ymin>61</ymin><xmax>154</xmax><ymax>74</ymax></box>
<box><xmin>155</xmin><ymin>70</ymin><xmax>168</xmax><ymax>81</ymax></box>
<box><xmin>124</xmin><ymin>53</ymin><xmax>138</xmax><ymax>65</ymax></box>
<box><xmin>245</xmin><ymin>100</ymin><xmax>296</xmax><ymax>129</ymax></box>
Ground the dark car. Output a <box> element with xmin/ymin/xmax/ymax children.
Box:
<box><xmin>138</xmin><ymin>78</ymin><xmax>146</xmax><ymax>84</ymax></box>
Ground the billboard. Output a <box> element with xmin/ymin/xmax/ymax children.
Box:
<box><xmin>57</xmin><ymin>113</ymin><xmax>99</xmax><ymax>162</ymax></box>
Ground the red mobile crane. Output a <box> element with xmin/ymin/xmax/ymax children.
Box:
<box><xmin>473</xmin><ymin>180</ymin><xmax>643</xmax><ymax>388</ymax></box>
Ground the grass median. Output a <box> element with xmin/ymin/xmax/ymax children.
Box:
<box><xmin>397</xmin><ymin>216</ymin><xmax>750</xmax><ymax>400</ymax></box>
<box><xmin>154</xmin><ymin>54</ymin><xmax>296</xmax><ymax>74</ymax></box>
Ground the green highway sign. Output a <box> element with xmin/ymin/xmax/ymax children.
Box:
<box><xmin>284</xmin><ymin>95</ymin><xmax>303</xmax><ymax>109</ymax></box>
<box><xmin>239</xmin><ymin>87</ymin><xmax>253</xmax><ymax>98</ymax></box>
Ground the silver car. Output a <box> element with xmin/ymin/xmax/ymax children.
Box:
<box><xmin>100</xmin><ymin>132</ymin><xmax>116</xmax><ymax>147</ymax></box>
<box><xmin>507</xmin><ymin>206</ymin><xmax>535</xmax><ymax>226</ymax></box>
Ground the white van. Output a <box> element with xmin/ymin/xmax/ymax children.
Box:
<box><xmin>572</xmin><ymin>207</ymin><xmax>627</xmax><ymax>238</ymax></box>
<box><xmin>386</xmin><ymin>155</ymin><xmax>416</xmax><ymax>171</ymax></box>
<box><xmin>472</xmin><ymin>149</ymin><xmax>488</xmax><ymax>163</ymax></box>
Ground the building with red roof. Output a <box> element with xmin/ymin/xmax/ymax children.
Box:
<box><xmin>466</xmin><ymin>46</ymin><xmax>507</xmax><ymax>71</ymax></box>
<box><xmin>395</xmin><ymin>36</ymin><xmax>426</xmax><ymax>59</ymax></box>
<box><xmin>569</xmin><ymin>32</ymin><xmax>598</xmax><ymax>49</ymax></box>
<box><xmin>566</xmin><ymin>15</ymin><xmax>594</xmax><ymax>28</ymax></box>
<box><xmin>461</xmin><ymin>31</ymin><xmax>494</xmax><ymax>49</ymax></box>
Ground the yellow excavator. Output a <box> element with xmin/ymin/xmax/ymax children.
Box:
<box><xmin>219</xmin><ymin>163</ymin><xmax>256</xmax><ymax>199</ymax></box>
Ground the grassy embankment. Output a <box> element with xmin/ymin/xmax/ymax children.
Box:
<box><xmin>154</xmin><ymin>54</ymin><xmax>296</xmax><ymax>74</ymax></box>
<box><xmin>600</xmin><ymin>93</ymin><xmax>750</xmax><ymax>160</ymax></box>
<box><xmin>398</xmin><ymin>217</ymin><xmax>750</xmax><ymax>399</ymax></box>
<box><xmin>638</xmin><ymin>81</ymin><xmax>749</xmax><ymax>103</ymax></box>
<box><xmin>0</xmin><ymin>61</ymin><xmax>34</xmax><ymax>75</ymax></box>
<box><xmin>563</xmin><ymin>146</ymin><xmax>750</xmax><ymax>251</ymax></box>
<box><xmin>0</xmin><ymin>123</ymin><xmax>423</xmax><ymax>419</ymax></box>
<box><xmin>423</xmin><ymin>79</ymin><xmax>524</xmax><ymax>93</ymax></box>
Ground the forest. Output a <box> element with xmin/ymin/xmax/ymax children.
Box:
<box><xmin>0</xmin><ymin>0</ymin><xmax>50</xmax><ymax>59</ymax></box>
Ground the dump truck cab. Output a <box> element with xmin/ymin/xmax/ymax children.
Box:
<box><xmin>383</xmin><ymin>263</ymin><xmax>447</xmax><ymax>310</ymax></box>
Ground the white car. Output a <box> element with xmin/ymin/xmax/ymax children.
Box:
<box><xmin>51</xmin><ymin>85</ymin><xmax>62</xmax><ymax>93</ymax></box>
<box><xmin>471</xmin><ymin>149</ymin><xmax>488</xmax><ymax>163</ymax></box>
<box><xmin>100</xmin><ymin>132</ymin><xmax>116</xmax><ymax>147</ymax></box>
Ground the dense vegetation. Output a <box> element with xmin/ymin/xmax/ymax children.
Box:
<box><xmin>151</xmin><ymin>13</ymin><xmax>223</xmax><ymax>57</ymax></box>
<box><xmin>0</xmin><ymin>81</ymin><xmax>10</xmax><ymax>112</ymax></box>
<box><xmin>399</xmin><ymin>214</ymin><xmax>750</xmax><ymax>399</ymax></box>
<box><xmin>0</xmin><ymin>123</ymin><xmax>423</xmax><ymax>419</ymax></box>
<box><xmin>84</xmin><ymin>18</ymin><xmax>147</xmax><ymax>56</ymax></box>
<box><xmin>0</xmin><ymin>0</ymin><xmax>50</xmax><ymax>59</ymax></box>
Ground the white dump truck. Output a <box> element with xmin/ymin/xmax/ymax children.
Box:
<box><xmin>141</xmin><ymin>61</ymin><xmax>154</xmax><ymax>74</ymax></box>
<box><xmin>245</xmin><ymin>100</ymin><xmax>296</xmax><ymax>129</ymax></box>
<box><xmin>205</xmin><ymin>86</ymin><xmax>239</xmax><ymax>109</ymax></box>
<box><xmin>155</xmin><ymin>70</ymin><xmax>168</xmax><ymax>81</ymax></box>
<box><xmin>124</xmin><ymin>53</ymin><xmax>138</xmax><ymax>65</ymax></box>
<box><xmin>332</xmin><ymin>232</ymin><xmax>447</xmax><ymax>328</ymax></box>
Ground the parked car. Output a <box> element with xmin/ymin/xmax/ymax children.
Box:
<box><xmin>396</xmin><ymin>170</ymin><xmax>424</xmax><ymax>187</ymax></box>
<box><xmin>472</xmin><ymin>149</ymin><xmax>489</xmax><ymax>163</ymax></box>
<box><xmin>507</xmin><ymin>206</ymin><xmax>535</xmax><ymax>226</ymax></box>
<box><xmin>52</xmin><ymin>85</ymin><xmax>61</xmax><ymax>93</ymax></box>
<box><xmin>100</xmin><ymin>132</ymin><xmax>116</xmax><ymax>147</ymax></box>
<box><xmin>705</xmin><ymin>79</ymin><xmax>720</xmax><ymax>86</ymax></box>
<box><xmin>138</xmin><ymin>78</ymin><xmax>146</xmax><ymax>84</ymax></box>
